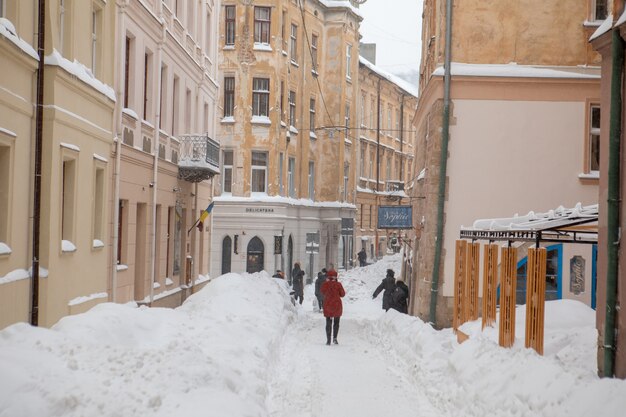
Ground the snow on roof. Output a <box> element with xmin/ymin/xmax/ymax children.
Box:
<box><xmin>44</xmin><ymin>49</ymin><xmax>116</xmax><ymax>102</ymax></box>
<box><xmin>590</xmin><ymin>14</ymin><xmax>614</xmax><ymax>41</ymax></box>
<box><xmin>316</xmin><ymin>1</ymin><xmax>363</xmax><ymax>19</ymax></box>
<box><xmin>432</xmin><ymin>62</ymin><xmax>600</xmax><ymax>80</ymax></box>
<box><xmin>213</xmin><ymin>194</ymin><xmax>357</xmax><ymax>210</ymax></box>
<box><xmin>0</xmin><ymin>17</ymin><xmax>38</xmax><ymax>60</ymax></box>
<box><xmin>466</xmin><ymin>203</ymin><xmax>598</xmax><ymax>232</ymax></box>
<box><xmin>359</xmin><ymin>56</ymin><xmax>419</xmax><ymax>98</ymax></box>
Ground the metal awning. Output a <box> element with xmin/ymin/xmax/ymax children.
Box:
<box><xmin>459</xmin><ymin>203</ymin><xmax>598</xmax><ymax>245</ymax></box>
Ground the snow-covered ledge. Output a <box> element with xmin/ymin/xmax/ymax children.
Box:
<box><xmin>116</xmin><ymin>264</ymin><xmax>128</xmax><ymax>271</ymax></box>
<box><xmin>61</xmin><ymin>240</ymin><xmax>77</xmax><ymax>253</ymax></box>
<box><xmin>92</xmin><ymin>239</ymin><xmax>104</xmax><ymax>249</ymax></box>
<box><xmin>578</xmin><ymin>172</ymin><xmax>599</xmax><ymax>180</ymax></box>
<box><xmin>251</xmin><ymin>116</ymin><xmax>271</xmax><ymax>125</ymax></box>
<box><xmin>0</xmin><ymin>242</ymin><xmax>11</xmax><ymax>256</ymax></box>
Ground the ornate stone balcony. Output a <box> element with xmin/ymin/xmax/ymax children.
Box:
<box><xmin>178</xmin><ymin>134</ymin><xmax>220</xmax><ymax>183</ymax></box>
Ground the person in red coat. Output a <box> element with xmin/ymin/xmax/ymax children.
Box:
<box><xmin>320</xmin><ymin>269</ymin><xmax>345</xmax><ymax>345</ymax></box>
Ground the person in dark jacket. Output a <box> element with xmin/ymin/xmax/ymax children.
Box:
<box><xmin>291</xmin><ymin>262</ymin><xmax>305</xmax><ymax>305</ymax></box>
<box><xmin>314</xmin><ymin>268</ymin><xmax>327</xmax><ymax>311</ymax></box>
<box><xmin>272</xmin><ymin>270</ymin><xmax>285</xmax><ymax>279</ymax></box>
<box><xmin>372</xmin><ymin>269</ymin><xmax>396</xmax><ymax>311</ymax></box>
<box><xmin>357</xmin><ymin>248</ymin><xmax>367</xmax><ymax>267</ymax></box>
<box><xmin>321</xmin><ymin>269</ymin><xmax>345</xmax><ymax>345</ymax></box>
<box><xmin>390</xmin><ymin>279</ymin><xmax>409</xmax><ymax>314</ymax></box>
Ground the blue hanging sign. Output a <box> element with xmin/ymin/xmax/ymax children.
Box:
<box><xmin>378</xmin><ymin>206</ymin><xmax>413</xmax><ymax>229</ymax></box>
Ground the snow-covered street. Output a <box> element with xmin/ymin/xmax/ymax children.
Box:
<box><xmin>1</xmin><ymin>255</ymin><xmax>625</xmax><ymax>417</ymax></box>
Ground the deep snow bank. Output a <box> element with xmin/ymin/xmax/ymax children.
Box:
<box><xmin>0</xmin><ymin>272</ymin><xmax>295</xmax><ymax>417</ymax></box>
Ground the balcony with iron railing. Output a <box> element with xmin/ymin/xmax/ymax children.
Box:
<box><xmin>178</xmin><ymin>134</ymin><xmax>220</xmax><ymax>183</ymax></box>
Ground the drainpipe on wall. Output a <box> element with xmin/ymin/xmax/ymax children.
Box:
<box><xmin>149</xmin><ymin>7</ymin><xmax>165</xmax><ymax>305</ymax></box>
<box><xmin>111</xmin><ymin>2</ymin><xmax>127</xmax><ymax>303</ymax></box>
<box><xmin>30</xmin><ymin>0</ymin><xmax>46</xmax><ymax>326</ymax></box>
<box><xmin>429</xmin><ymin>0</ymin><xmax>453</xmax><ymax>327</ymax></box>
<box><xmin>604</xmin><ymin>27</ymin><xmax>623</xmax><ymax>378</ymax></box>
<box><xmin>375</xmin><ymin>78</ymin><xmax>381</xmax><ymax>258</ymax></box>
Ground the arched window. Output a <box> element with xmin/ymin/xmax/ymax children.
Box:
<box><xmin>246</xmin><ymin>236</ymin><xmax>264</xmax><ymax>273</ymax></box>
<box><xmin>222</xmin><ymin>236</ymin><xmax>232</xmax><ymax>275</ymax></box>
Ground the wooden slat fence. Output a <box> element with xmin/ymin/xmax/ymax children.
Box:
<box><xmin>482</xmin><ymin>244</ymin><xmax>498</xmax><ymax>329</ymax></box>
<box><xmin>499</xmin><ymin>246</ymin><xmax>517</xmax><ymax>348</ymax></box>
<box><xmin>525</xmin><ymin>247</ymin><xmax>547</xmax><ymax>355</ymax></box>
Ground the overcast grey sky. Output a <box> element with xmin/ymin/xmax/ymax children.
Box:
<box><xmin>358</xmin><ymin>0</ymin><xmax>423</xmax><ymax>79</ymax></box>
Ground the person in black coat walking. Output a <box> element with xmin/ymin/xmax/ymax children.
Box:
<box><xmin>390</xmin><ymin>279</ymin><xmax>409</xmax><ymax>314</ymax></box>
<box><xmin>357</xmin><ymin>248</ymin><xmax>367</xmax><ymax>267</ymax></box>
<box><xmin>291</xmin><ymin>262</ymin><xmax>305</xmax><ymax>305</ymax></box>
<box><xmin>314</xmin><ymin>268</ymin><xmax>327</xmax><ymax>311</ymax></box>
<box><xmin>372</xmin><ymin>269</ymin><xmax>396</xmax><ymax>311</ymax></box>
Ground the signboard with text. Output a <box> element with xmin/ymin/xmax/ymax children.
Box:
<box><xmin>378</xmin><ymin>206</ymin><xmax>413</xmax><ymax>229</ymax></box>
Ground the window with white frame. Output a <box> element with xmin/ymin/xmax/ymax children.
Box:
<box><xmin>280</xmin><ymin>81</ymin><xmax>285</xmax><ymax>122</ymax></box>
<box><xmin>279</xmin><ymin>152</ymin><xmax>284</xmax><ymax>195</ymax></box>
<box><xmin>360</xmin><ymin>92</ymin><xmax>366</xmax><ymax>127</ymax></box>
<box><xmin>360</xmin><ymin>145</ymin><xmax>365</xmax><ymax>178</ymax></box>
<box><xmin>288</xmin><ymin>157</ymin><xmax>296</xmax><ymax>198</ymax></box>
<box><xmin>91</xmin><ymin>4</ymin><xmax>102</xmax><ymax>76</ymax></box>
<box><xmin>387</xmin><ymin>105</ymin><xmax>392</xmax><ymax>135</ymax></box>
<box><xmin>345</xmin><ymin>103</ymin><xmax>350</xmax><ymax>140</ymax></box>
<box><xmin>93</xmin><ymin>161</ymin><xmax>105</xmax><ymax>245</ymax></box>
<box><xmin>61</xmin><ymin>153</ymin><xmax>78</xmax><ymax>246</ymax></box>
<box><xmin>254</xmin><ymin>7</ymin><xmax>271</xmax><ymax>45</ymax></box>
<box><xmin>225</xmin><ymin>5</ymin><xmax>236</xmax><ymax>46</ymax></box>
<box><xmin>309</xmin><ymin>98</ymin><xmax>316</xmax><ymax>132</ymax></box>
<box><xmin>0</xmin><ymin>0</ymin><xmax>4</xmax><ymax>17</ymax></box>
<box><xmin>308</xmin><ymin>161</ymin><xmax>315</xmax><ymax>200</ymax></box>
<box><xmin>396</xmin><ymin>109</ymin><xmax>400</xmax><ymax>137</ymax></box>
<box><xmin>290</xmin><ymin>23</ymin><xmax>298</xmax><ymax>63</ymax></box>
<box><xmin>252</xmin><ymin>78</ymin><xmax>270</xmax><ymax>117</ymax></box>
<box><xmin>223</xmin><ymin>150</ymin><xmax>233</xmax><ymax>193</ymax></box>
<box><xmin>59</xmin><ymin>0</ymin><xmax>72</xmax><ymax>55</ymax></box>
<box><xmin>251</xmin><ymin>151</ymin><xmax>267</xmax><ymax>193</ymax></box>
<box><xmin>311</xmin><ymin>34</ymin><xmax>318</xmax><ymax>71</ymax></box>
<box><xmin>205</xmin><ymin>10</ymin><xmax>212</xmax><ymax>54</ymax></box>
<box><xmin>346</xmin><ymin>44</ymin><xmax>352</xmax><ymax>79</ymax></box>
<box><xmin>369</xmin><ymin>150</ymin><xmax>375</xmax><ymax>179</ymax></box>
<box><xmin>589</xmin><ymin>105</ymin><xmax>601</xmax><ymax>172</ymax></box>
<box><xmin>289</xmin><ymin>90</ymin><xmax>296</xmax><ymax>128</ymax></box>
<box><xmin>386</xmin><ymin>154</ymin><xmax>391</xmax><ymax>181</ymax></box>
<box><xmin>124</xmin><ymin>35</ymin><xmax>133</xmax><ymax>108</ymax></box>
<box><xmin>281</xmin><ymin>10</ymin><xmax>287</xmax><ymax>51</ymax></box>
<box><xmin>224</xmin><ymin>76</ymin><xmax>235</xmax><ymax>117</ymax></box>
<box><xmin>159</xmin><ymin>64</ymin><xmax>166</xmax><ymax>130</ymax></box>
<box><xmin>592</xmin><ymin>0</ymin><xmax>608</xmax><ymax>21</ymax></box>
<box><xmin>0</xmin><ymin>138</ymin><xmax>11</xmax><ymax>244</ymax></box>
<box><xmin>143</xmin><ymin>51</ymin><xmax>153</xmax><ymax>121</ymax></box>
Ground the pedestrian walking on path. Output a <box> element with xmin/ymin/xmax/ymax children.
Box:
<box><xmin>291</xmin><ymin>262</ymin><xmax>305</xmax><ymax>305</ymax></box>
<box><xmin>372</xmin><ymin>269</ymin><xmax>396</xmax><ymax>311</ymax></box>
<box><xmin>314</xmin><ymin>268</ymin><xmax>327</xmax><ymax>311</ymax></box>
<box><xmin>320</xmin><ymin>269</ymin><xmax>345</xmax><ymax>345</ymax></box>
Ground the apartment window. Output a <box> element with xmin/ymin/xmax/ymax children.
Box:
<box><xmin>346</xmin><ymin>44</ymin><xmax>352</xmax><ymax>79</ymax></box>
<box><xmin>288</xmin><ymin>157</ymin><xmax>296</xmax><ymax>198</ymax></box>
<box><xmin>61</xmin><ymin>155</ymin><xmax>77</xmax><ymax>246</ymax></box>
<box><xmin>289</xmin><ymin>90</ymin><xmax>296</xmax><ymax>128</ymax></box>
<box><xmin>593</xmin><ymin>0</ymin><xmax>608</xmax><ymax>21</ymax></box>
<box><xmin>386</xmin><ymin>154</ymin><xmax>392</xmax><ymax>181</ymax></box>
<box><xmin>203</xmin><ymin>102</ymin><xmax>209</xmax><ymax>132</ymax></box>
<box><xmin>369</xmin><ymin>204</ymin><xmax>373</xmax><ymax>228</ymax></box>
<box><xmin>281</xmin><ymin>10</ymin><xmax>287</xmax><ymax>51</ymax></box>
<box><xmin>254</xmin><ymin>7</ymin><xmax>271</xmax><ymax>45</ymax></box>
<box><xmin>280</xmin><ymin>81</ymin><xmax>285</xmax><ymax>121</ymax></box>
<box><xmin>223</xmin><ymin>150</ymin><xmax>233</xmax><ymax>193</ymax></box>
<box><xmin>93</xmin><ymin>162</ymin><xmax>105</xmax><ymax>245</ymax></box>
<box><xmin>124</xmin><ymin>36</ymin><xmax>133</xmax><ymax>108</ymax></box>
<box><xmin>172</xmin><ymin>75</ymin><xmax>179</xmax><ymax>135</ymax></box>
<box><xmin>118</xmin><ymin>200</ymin><xmax>128</xmax><ymax>264</ymax></box>
<box><xmin>0</xmin><ymin>0</ymin><xmax>4</xmax><ymax>17</ymax></box>
<box><xmin>159</xmin><ymin>64</ymin><xmax>166</xmax><ymax>129</ymax></box>
<box><xmin>205</xmin><ymin>10</ymin><xmax>212</xmax><ymax>55</ymax></box>
<box><xmin>344</xmin><ymin>164</ymin><xmax>349</xmax><ymax>201</ymax></box>
<box><xmin>59</xmin><ymin>0</ymin><xmax>73</xmax><ymax>55</ymax></box>
<box><xmin>279</xmin><ymin>152</ymin><xmax>284</xmax><ymax>195</ymax></box>
<box><xmin>225</xmin><ymin>5</ymin><xmax>235</xmax><ymax>46</ymax></box>
<box><xmin>387</xmin><ymin>105</ymin><xmax>392</xmax><ymax>133</ymax></box>
<box><xmin>185</xmin><ymin>88</ymin><xmax>192</xmax><ymax>132</ymax></box>
<box><xmin>143</xmin><ymin>51</ymin><xmax>153</xmax><ymax>121</ymax></box>
<box><xmin>224</xmin><ymin>77</ymin><xmax>235</xmax><ymax>117</ymax></box>
<box><xmin>396</xmin><ymin>109</ymin><xmax>400</xmax><ymax>137</ymax></box>
<box><xmin>0</xmin><ymin>141</ymin><xmax>10</xmax><ymax>244</ymax></box>
<box><xmin>589</xmin><ymin>105</ymin><xmax>601</xmax><ymax>172</ymax></box>
<box><xmin>360</xmin><ymin>146</ymin><xmax>365</xmax><ymax>178</ymax></box>
<box><xmin>187</xmin><ymin>0</ymin><xmax>194</xmax><ymax>37</ymax></box>
<box><xmin>252</xmin><ymin>78</ymin><xmax>270</xmax><ymax>117</ymax></box>
<box><xmin>360</xmin><ymin>92</ymin><xmax>366</xmax><ymax>126</ymax></box>
<box><xmin>309</xmin><ymin>98</ymin><xmax>316</xmax><ymax>132</ymax></box>
<box><xmin>308</xmin><ymin>161</ymin><xmax>315</xmax><ymax>200</ymax></box>
<box><xmin>251</xmin><ymin>151</ymin><xmax>268</xmax><ymax>193</ymax></box>
<box><xmin>370</xmin><ymin>97</ymin><xmax>375</xmax><ymax>128</ymax></box>
<box><xmin>345</xmin><ymin>103</ymin><xmax>350</xmax><ymax>139</ymax></box>
<box><xmin>311</xmin><ymin>34</ymin><xmax>318</xmax><ymax>71</ymax></box>
<box><xmin>290</xmin><ymin>23</ymin><xmax>298</xmax><ymax>63</ymax></box>
<box><xmin>369</xmin><ymin>150</ymin><xmax>375</xmax><ymax>178</ymax></box>
<box><xmin>91</xmin><ymin>4</ymin><xmax>102</xmax><ymax>76</ymax></box>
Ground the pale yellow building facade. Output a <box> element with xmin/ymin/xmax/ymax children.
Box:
<box><xmin>355</xmin><ymin>56</ymin><xmax>418</xmax><ymax>266</ymax></box>
<box><xmin>213</xmin><ymin>0</ymin><xmax>360</xmax><ymax>279</ymax></box>
<box><xmin>0</xmin><ymin>0</ymin><xmax>116</xmax><ymax>327</ymax></box>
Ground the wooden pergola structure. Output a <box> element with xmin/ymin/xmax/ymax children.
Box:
<box><xmin>454</xmin><ymin>204</ymin><xmax>598</xmax><ymax>354</ymax></box>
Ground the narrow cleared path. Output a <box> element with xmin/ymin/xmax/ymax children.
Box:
<box><xmin>267</xmin><ymin>307</ymin><xmax>441</xmax><ymax>417</ymax></box>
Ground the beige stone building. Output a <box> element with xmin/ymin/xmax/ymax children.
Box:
<box><xmin>355</xmin><ymin>55</ymin><xmax>418</xmax><ymax>267</ymax></box>
<box><xmin>112</xmin><ymin>0</ymin><xmax>220</xmax><ymax>307</ymax></box>
<box><xmin>410</xmin><ymin>0</ymin><xmax>601</xmax><ymax>327</ymax></box>
<box><xmin>0</xmin><ymin>0</ymin><xmax>116</xmax><ymax>327</ymax></box>
<box><xmin>212</xmin><ymin>0</ymin><xmax>361</xmax><ymax>280</ymax></box>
